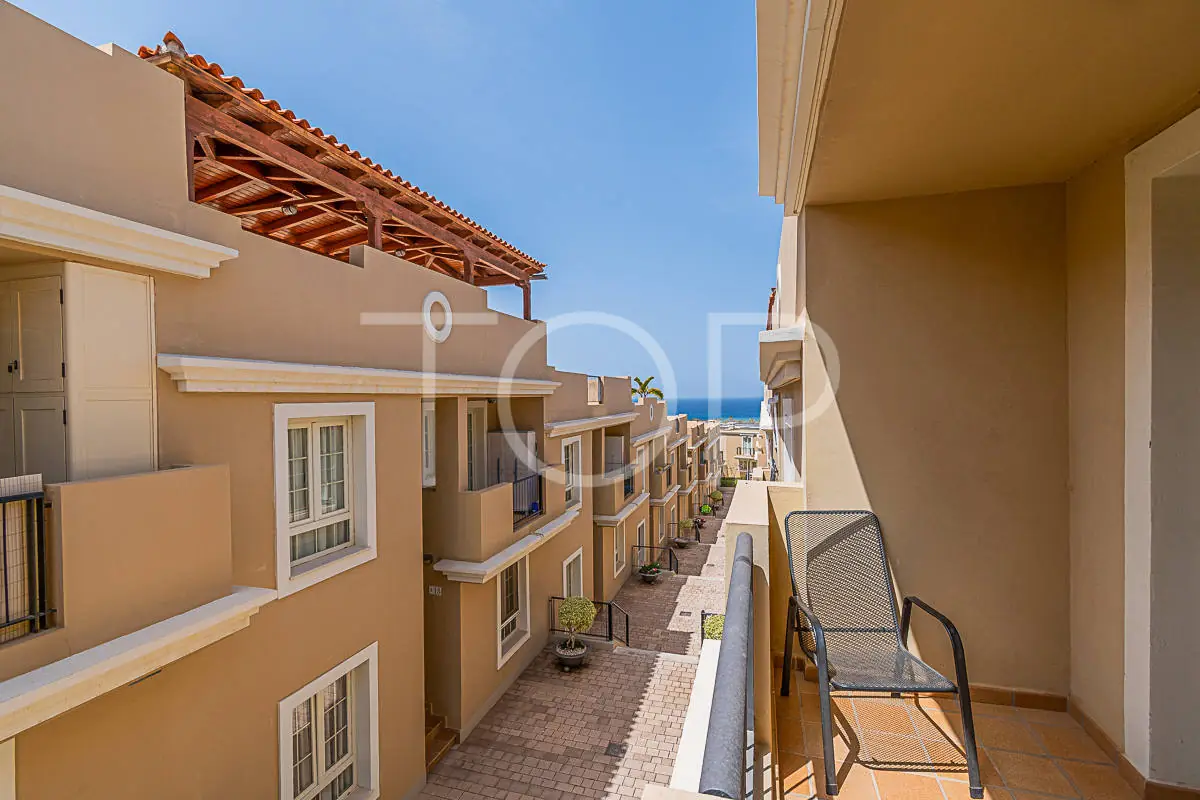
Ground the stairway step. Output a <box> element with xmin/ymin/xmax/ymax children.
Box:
<box><xmin>425</xmin><ymin>716</ymin><xmax>444</xmax><ymax>747</ymax></box>
<box><xmin>425</xmin><ymin>727</ymin><xmax>458</xmax><ymax>772</ymax></box>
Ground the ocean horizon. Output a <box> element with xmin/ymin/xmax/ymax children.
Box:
<box><xmin>669</xmin><ymin>397</ymin><xmax>760</xmax><ymax>422</ymax></box>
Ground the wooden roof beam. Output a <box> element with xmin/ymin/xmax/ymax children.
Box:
<box><xmin>184</xmin><ymin>95</ymin><xmax>537</xmax><ymax>283</ymax></box>
<box><xmin>195</xmin><ymin>175</ymin><xmax>253</xmax><ymax>203</ymax></box>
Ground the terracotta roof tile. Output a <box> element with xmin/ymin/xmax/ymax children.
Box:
<box><xmin>138</xmin><ymin>32</ymin><xmax>544</xmax><ymax>271</ymax></box>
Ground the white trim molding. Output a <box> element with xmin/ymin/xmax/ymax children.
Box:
<box><xmin>545</xmin><ymin>411</ymin><xmax>638</xmax><ymax>438</ymax></box>
<box><xmin>277</xmin><ymin>642</ymin><xmax>380</xmax><ymax>800</ymax></box>
<box><xmin>650</xmin><ymin>485</ymin><xmax>681</xmax><ymax>507</ymax></box>
<box><xmin>434</xmin><ymin>508</ymin><xmax>581</xmax><ymax>583</ymax></box>
<box><xmin>0</xmin><ymin>184</ymin><xmax>237</xmax><ymax>278</ymax></box>
<box><xmin>592</xmin><ymin>491</ymin><xmax>649</xmax><ymax>527</ymax></box>
<box><xmin>0</xmin><ymin>586</ymin><xmax>274</xmax><ymax>742</ymax></box>
<box><xmin>684</xmin><ymin>479</ymin><xmax>698</xmax><ymax>496</ymax></box>
<box><xmin>668</xmin><ymin>435</ymin><xmax>689</xmax><ymax>451</ymax></box>
<box><xmin>158</xmin><ymin>354</ymin><xmax>561</xmax><ymax>396</ymax></box>
<box><xmin>631</xmin><ymin>425</ymin><xmax>672</xmax><ymax>447</ymax></box>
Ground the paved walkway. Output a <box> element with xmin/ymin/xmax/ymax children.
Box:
<box><xmin>420</xmin><ymin>483</ymin><xmax>739</xmax><ymax>800</ymax></box>
<box><xmin>609</xmin><ymin>484</ymin><xmax>735</xmax><ymax>655</ymax></box>
<box><xmin>421</xmin><ymin>647</ymin><xmax>697</xmax><ymax>800</ymax></box>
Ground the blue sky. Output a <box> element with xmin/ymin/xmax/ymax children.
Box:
<box><xmin>15</xmin><ymin>0</ymin><xmax>782</xmax><ymax>399</ymax></box>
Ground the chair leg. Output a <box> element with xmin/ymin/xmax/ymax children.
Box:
<box><xmin>957</xmin><ymin>688</ymin><xmax>983</xmax><ymax>798</ymax></box>
<box><xmin>782</xmin><ymin>597</ymin><xmax>796</xmax><ymax>697</ymax></box>
<box><xmin>815</xmin><ymin>654</ymin><xmax>838</xmax><ymax>796</ymax></box>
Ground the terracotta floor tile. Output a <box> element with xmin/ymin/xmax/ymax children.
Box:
<box><xmin>973</xmin><ymin>717</ymin><xmax>1045</xmax><ymax>755</ymax></box>
<box><xmin>778</xmin><ymin>714</ymin><xmax>807</xmax><ymax>754</ymax></box>
<box><xmin>940</xmin><ymin>780</ymin><xmax>1012</xmax><ymax>800</ymax></box>
<box><xmin>804</xmin><ymin>722</ymin><xmax>852</xmax><ymax>761</ymax></box>
<box><xmin>786</xmin><ymin>757</ymin><xmax>878</xmax><ymax>800</ymax></box>
<box><xmin>1015</xmin><ymin>708</ymin><xmax>1080</xmax><ymax>729</ymax></box>
<box><xmin>1030</xmin><ymin>725</ymin><xmax>1109</xmax><ymax>765</ymax></box>
<box><xmin>973</xmin><ymin>703</ymin><xmax>1024</xmax><ymax>720</ymax></box>
<box><xmin>873</xmin><ymin>770</ymin><xmax>943</xmax><ymax>800</ymax></box>
<box><xmin>931</xmin><ymin>749</ymin><xmax>1004</xmax><ymax>789</ymax></box>
<box><xmin>986</xmin><ymin>751</ymin><xmax>1078</xmax><ymax>797</ymax></box>
<box><xmin>1053</xmin><ymin>761</ymin><xmax>1138</xmax><ymax>800</ymax></box>
<box><xmin>855</xmin><ymin>731</ymin><xmax>933</xmax><ymax>768</ymax></box>
<box><xmin>853</xmin><ymin>699</ymin><xmax>920</xmax><ymax>736</ymax></box>
<box><xmin>779</xmin><ymin>749</ymin><xmax>821</xmax><ymax>797</ymax></box>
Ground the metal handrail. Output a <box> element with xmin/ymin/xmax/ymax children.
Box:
<box><xmin>0</xmin><ymin>488</ymin><xmax>53</xmax><ymax>644</ymax></box>
<box><xmin>699</xmin><ymin>532</ymin><xmax>754</xmax><ymax>799</ymax></box>
<box><xmin>631</xmin><ymin>544</ymin><xmax>678</xmax><ymax>574</ymax></box>
<box><xmin>548</xmin><ymin>597</ymin><xmax>629</xmax><ymax>645</ymax></box>
<box><xmin>512</xmin><ymin>469</ymin><xmax>544</xmax><ymax>525</ymax></box>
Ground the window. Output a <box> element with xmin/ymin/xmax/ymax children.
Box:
<box><xmin>275</xmin><ymin>403</ymin><xmax>377</xmax><ymax>597</ymax></box>
<box><xmin>614</xmin><ymin>522</ymin><xmax>626</xmax><ymax>575</ymax></box>
<box><xmin>422</xmin><ymin>400</ymin><xmax>436</xmax><ymax>487</ymax></box>
<box><xmin>279</xmin><ymin>643</ymin><xmax>379</xmax><ymax>800</ymax></box>
<box><xmin>497</xmin><ymin>558</ymin><xmax>529</xmax><ymax>667</ymax></box>
<box><xmin>563</xmin><ymin>435</ymin><xmax>582</xmax><ymax>509</ymax></box>
<box><xmin>287</xmin><ymin>418</ymin><xmax>352</xmax><ymax>566</ymax></box>
<box><xmin>563</xmin><ymin>547</ymin><xmax>584</xmax><ymax>597</ymax></box>
<box><xmin>636</xmin><ymin>447</ymin><xmax>647</xmax><ymax>494</ymax></box>
<box><xmin>658</xmin><ymin>507</ymin><xmax>666</xmax><ymax>543</ymax></box>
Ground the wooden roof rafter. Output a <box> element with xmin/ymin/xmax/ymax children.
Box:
<box><xmin>140</xmin><ymin>33</ymin><xmax>545</xmax><ymax>295</ymax></box>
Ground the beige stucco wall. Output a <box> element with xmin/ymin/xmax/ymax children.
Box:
<box><xmin>0</xmin><ymin>465</ymin><xmax>232</xmax><ymax>682</ymax></box>
<box><xmin>1064</xmin><ymin>154</ymin><xmax>1127</xmax><ymax>746</ymax></box>
<box><xmin>801</xmin><ymin>185</ymin><xmax>1071</xmax><ymax>695</ymax></box>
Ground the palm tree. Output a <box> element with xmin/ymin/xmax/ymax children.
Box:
<box><xmin>631</xmin><ymin>376</ymin><xmax>664</xmax><ymax>401</ymax></box>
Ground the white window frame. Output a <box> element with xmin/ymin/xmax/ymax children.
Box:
<box><xmin>562</xmin><ymin>435</ymin><xmax>583</xmax><ymax>510</ymax></box>
<box><xmin>562</xmin><ymin>546</ymin><xmax>584</xmax><ymax>597</ymax></box>
<box><xmin>658</xmin><ymin>506</ymin><xmax>667</xmax><ymax>543</ymax></box>
<box><xmin>614</xmin><ymin>522</ymin><xmax>626</xmax><ymax>576</ymax></box>
<box><xmin>497</xmin><ymin>557</ymin><xmax>530</xmax><ymax>668</ymax></box>
<box><xmin>274</xmin><ymin>402</ymin><xmax>377</xmax><ymax>598</ymax></box>
<box><xmin>278</xmin><ymin>643</ymin><xmax>380</xmax><ymax>800</ymax></box>
<box><xmin>422</xmin><ymin>399</ymin><xmax>436</xmax><ymax>488</ymax></box>
<box><xmin>636</xmin><ymin>446</ymin><xmax>647</xmax><ymax>494</ymax></box>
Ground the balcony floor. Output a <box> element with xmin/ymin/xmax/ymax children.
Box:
<box><xmin>775</xmin><ymin>666</ymin><xmax>1137</xmax><ymax>800</ymax></box>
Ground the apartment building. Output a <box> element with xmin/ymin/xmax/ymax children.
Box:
<box><xmin>661</xmin><ymin>3</ymin><xmax>1200</xmax><ymax>800</ymax></box>
<box><xmin>0</xmin><ymin>7</ymin><xmax>716</xmax><ymax>798</ymax></box>
<box><xmin>718</xmin><ymin>423</ymin><xmax>768</xmax><ymax>480</ymax></box>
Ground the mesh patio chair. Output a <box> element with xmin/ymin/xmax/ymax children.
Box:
<box><xmin>781</xmin><ymin>510</ymin><xmax>983</xmax><ymax>799</ymax></box>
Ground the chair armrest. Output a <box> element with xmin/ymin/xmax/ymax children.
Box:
<box><xmin>790</xmin><ymin>594</ymin><xmax>828</xmax><ymax>652</ymax></box>
<box><xmin>901</xmin><ymin>595</ymin><xmax>964</xmax><ymax>653</ymax></box>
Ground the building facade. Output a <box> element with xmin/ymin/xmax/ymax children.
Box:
<box><xmin>0</xmin><ymin>7</ymin><xmax>717</xmax><ymax>799</ymax></box>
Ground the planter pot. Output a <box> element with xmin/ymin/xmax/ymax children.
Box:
<box><xmin>673</xmin><ymin>537</ymin><xmax>693</xmax><ymax>548</ymax></box>
<box><xmin>639</xmin><ymin>570</ymin><xmax>661</xmax><ymax>584</ymax></box>
<box><xmin>555</xmin><ymin>641</ymin><xmax>588</xmax><ymax>671</ymax></box>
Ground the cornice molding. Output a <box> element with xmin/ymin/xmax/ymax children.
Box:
<box><xmin>0</xmin><ymin>184</ymin><xmax>237</xmax><ymax>278</ymax></box>
<box><xmin>157</xmin><ymin>354</ymin><xmax>561</xmax><ymax>396</ymax></box>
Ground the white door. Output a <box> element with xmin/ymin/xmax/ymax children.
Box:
<box><xmin>636</xmin><ymin>521</ymin><xmax>647</xmax><ymax>567</ymax></box>
<box><xmin>10</xmin><ymin>278</ymin><xmax>64</xmax><ymax>395</ymax></box>
<box><xmin>466</xmin><ymin>405</ymin><xmax>487</xmax><ymax>490</ymax></box>
<box><xmin>563</xmin><ymin>550</ymin><xmax>584</xmax><ymax>597</ymax></box>
<box><xmin>14</xmin><ymin>395</ymin><xmax>67</xmax><ymax>484</ymax></box>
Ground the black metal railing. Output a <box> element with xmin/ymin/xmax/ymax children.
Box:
<box><xmin>0</xmin><ymin>483</ymin><xmax>53</xmax><ymax>645</ymax></box>
<box><xmin>512</xmin><ymin>470</ymin><xmax>544</xmax><ymax>525</ymax></box>
<box><xmin>631</xmin><ymin>544</ymin><xmax>678</xmax><ymax>573</ymax></box>
<box><xmin>668</xmin><ymin>522</ymin><xmax>699</xmax><ymax>543</ymax></box>
<box><xmin>622</xmin><ymin>464</ymin><xmax>635</xmax><ymax>498</ymax></box>
<box><xmin>549</xmin><ymin>597</ymin><xmax>629</xmax><ymax>645</ymax></box>
<box><xmin>699</xmin><ymin>532</ymin><xmax>754</xmax><ymax>798</ymax></box>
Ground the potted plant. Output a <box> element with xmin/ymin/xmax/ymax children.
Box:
<box><xmin>700</xmin><ymin>503</ymin><xmax>713</xmax><ymax>516</ymax></box>
<box><xmin>638</xmin><ymin>561</ymin><xmax>663</xmax><ymax>584</ymax></box>
<box><xmin>709</xmin><ymin>490</ymin><xmax>724</xmax><ymax>505</ymax></box>
<box><xmin>702</xmin><ymin>613</ymin><xmax>725</xmax><ymax>641</ymax></box>
<box><xmin>673</xmin><ymin>518</ymin><xmax>695</xmax><ymax>547</ymax></box>
<box><xmin>693</xmin><ymin>516</ymin><xmax>706</xmax><ymax>531</ymax></box>
<box><xmin>555</xmin><ymin>596</ymin><xmax>597</xmax><ymax>670</ymax></box>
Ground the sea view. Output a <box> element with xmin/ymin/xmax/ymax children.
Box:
<box><xmin>669</xmin><ymin>397</ymin><xmax>760</xmax><ymax>422</ymax></box>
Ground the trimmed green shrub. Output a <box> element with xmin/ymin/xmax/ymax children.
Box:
<box><xmin>700</xmin><ymin>504</ymin><xmax>713</xmax><ymax>515</ymax></box>
<box><xmin>702</xmin><ymin>614</ymin><xmax>725</xmax><ymax>640</ymax></box>
<box><xmin>709</xmin><ymin>490</ymin><xmax>724</xmax><ymax>502</ymax></box>
<box><xmin>679</xmin><ymin>518</ymin><xmax>695</xmax><ymax>531</ymax></box>
<box><xmin>720</xmin><ymin>477</ymin><xmax>739</xmax><ymax>488</ymax></box>
<box><xmin>558</xmin><ymin>596</ymin><xmax>597</xmax><ymax>650</ymax></box>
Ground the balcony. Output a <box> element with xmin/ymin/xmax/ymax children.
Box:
<box><xmin>0</xmin><ymin>465</ymin><xmax>232</xmax><ymax>682</ymax></box>
<box><xmin>594</xmin><ymin>465</ymin><xmax>635</xmax><ymax>518</ymax></box>
<box><xmin>653</xmin><ymin>482</ymin><xmax>1138</xmax><ymax>800</ymax></box>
